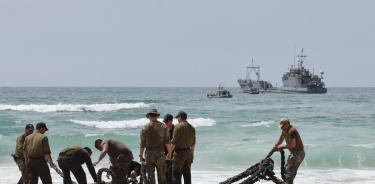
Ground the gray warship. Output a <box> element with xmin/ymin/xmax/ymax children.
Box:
<box><xmin>276</xmin><ymin>48</ymin><xmax>327</xmax><ymax>93</ymax></box>
<box><xmin>237</xmin><ymin>59</ymin><xmax>273</xmax><ymax>94</ymax></box>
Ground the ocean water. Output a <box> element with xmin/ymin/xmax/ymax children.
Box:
<box><xmin>0</xmin><ymin>87</ymin><xmax>374</xmax><ymax>183</ymax></box>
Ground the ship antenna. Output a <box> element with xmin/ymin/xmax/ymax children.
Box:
<box><xmin>297</xmin><ymin>48</ymin><xmax>307</xmax><ymax>69</ymax></box>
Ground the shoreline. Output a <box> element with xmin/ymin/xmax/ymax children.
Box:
<box><xmin>1</xmin><ymin>164</ymin><xmax>374</xmax><ymax>184</ymax></box>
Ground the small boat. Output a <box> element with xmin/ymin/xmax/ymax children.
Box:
<box><xmin>207</xmin><ymin>85</ymin><xmax>233</xmax><ymax>98</ymax></box>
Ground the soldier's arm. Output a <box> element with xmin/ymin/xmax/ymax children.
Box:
<box><xmin>139</xmin><ymin>129</ymin><xmax>146</xmax><ymax>161</ymax></box>
<box><xmin>84</xmin><ymin>154</ymin><xmax>98</xmax><ymax>182</ymax></box>
<box><xmin>94</xmin><ymin>143</ymin><xmax>108</xmax><ymax>166</ymax></box>
<box><xmin>42</xmin><ymin>137</ymin><xmax>54</xmax><ymax>166</ymax></box>
<box><xmin>191</xmin><ymin>128</ymin><xmax>196</xmax><ymax>159</ymax></box>
<box><xmin>274</xmin><ymin>133</ymin><xmax>285</xmax><ymax>147</ymax></box>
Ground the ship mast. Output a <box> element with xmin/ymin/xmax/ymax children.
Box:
<box><xmin>297</xmin><ymin>48</ymin><xmax>307</xmax><ymax>69</ymax></box>
<box><xmin>246</xmin><ymin>58</ymin><xmax>260</xmax><ymax>81</ymax></box>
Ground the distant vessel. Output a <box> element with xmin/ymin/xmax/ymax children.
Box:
<box><xmin>237</xmin><ymin>59</ymin><xmax>273</xmax><ymax>94</ymax></box>
<box><xmin>276</xmin><ymin>48</ymin><xmax>327</xmax><ymax>93</ymax></box>
<box><xmin>207</xmin><ymin>85</ymin><xmax>233</xmax><ymax>98</ymax></box>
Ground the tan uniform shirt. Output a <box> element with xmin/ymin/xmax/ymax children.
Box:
<box><xmin>24</xmin><ymin>131</ymin><xmax>51</xmax><ymax>158</ymax></box>
<box><xmin>283</xmin><ymin>126</ymin><xmax>304</xmax><ymax>152</ymax></box>
<box><xmin>140</xmin><ymin>120</ymin><xmax>169</xmax><ymax>150</ymax></box>
<box><xmin>171</xmin><ymin>121</ymin><xmax>196</xmax><ymax>149</ymax></box>
<box><xmin>15</xmin><ymin>132</ymin><xmax>27</xmax><ymax>158</ymax></box>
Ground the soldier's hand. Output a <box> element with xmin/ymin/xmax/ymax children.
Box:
<box><xmin>93</xmin><ymin>161</ymin><xmax>99</xmax><ymax>167</ymax></box>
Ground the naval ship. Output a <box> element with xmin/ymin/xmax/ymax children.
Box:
<box><xmin>238</xmin><ymin>59</ymin><xmax>273</xmax><ymax>94</ymax></box>
<box><xmin>276</xmin><ymin>48</ymin><xmax>327</xmax><ymax>93</ymax></box>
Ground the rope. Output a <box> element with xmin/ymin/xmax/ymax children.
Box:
<box><xmin>220</xmin><ymin>149</ymin><xmax>286</xmax><ymax>184</ymax></box>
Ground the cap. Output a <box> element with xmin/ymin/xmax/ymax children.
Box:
<box><xmin>279</xmin><ymin>117</ymin><xmax>290</xmax><ymax>128</ymax></box>
<box><xmin>25</xmin><ymin>124</ymin><xmax>34</xmax><ymax>130</ymax></box>
<box><xmin>146</xmin><ymin>108</ymin><xmax>160</xmax><ymax>117</ymax></box>
<box><xmin>175</xmin><ymin>111</ymin><xmax>187</xmax><ymax>119</ymax></box>
<box><xmin>36</xmin><ymin>122</ymin><xmax>49</xmax><ymax>131</ymax></box>
<box><xmin>163</xmin><ymin>114</ymin><xmax>173</xmax><ymax>123</ymax></box>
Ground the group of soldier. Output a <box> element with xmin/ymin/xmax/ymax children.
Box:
<box><xmin>13</xmin><ymin>108</ymin><xmax>196</xmax><ymax>184</ymax></box>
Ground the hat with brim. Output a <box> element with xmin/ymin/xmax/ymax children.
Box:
<box><xmin>279</xmin><ymin>117</ymin><xmax>289</xmax><ymax>128</ymax></box>
<box><xmin>146</xmin><ymin>108</ymin><xmax>160</xmax><ymax>117</ymax></box>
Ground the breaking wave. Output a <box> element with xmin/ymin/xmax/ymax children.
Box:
<box><xmin>0</xmin><ymin>103</ymin><xmax>150</xmax><ymax>112</ymax></box>
<box><xmin>240</xmin><ymin>120</ymin><xmax>275</xmax><ymax>128</ymax></box>
<box><xmin>350</xmin><ymin>143</ymin><xmax>375</xmax><ymax>149</ymax></box>
<box><xmin>71</xmin><ymin>118</ymin><xmax>216</xmax><ymax>129</ymax></box>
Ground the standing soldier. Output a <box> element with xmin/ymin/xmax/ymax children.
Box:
<box><xmin>24</xmin><ymin>122</ymin><xmax>55</xmax><ymax>184</ymax></box>
<box><xmin>139</xmin><ymin>108</ymin><xmax>169</xmax><ymax>184</ymax></box>
<box><xmin>163</xmin><ymin>114</ymin><xmax>175</xmax><ymax>184</ymax></box>
<box><xmin>58</xmin><ymin>146</ymin><xmax>98</xmax><ymax>184</ymax></box>
<box><xmin>274</xmin><ymin>117</ymin><xmax>305</xmax><ymax>184</ymax></box>
<box><xmin>167</xmin><ymin>111</ymin><xmax>196</xmax><ymax>184</ymax></box>
<box><xmin>13</xmin><ymin>124</ymin><xmax>34</xmax><ymax>184</ymax></box>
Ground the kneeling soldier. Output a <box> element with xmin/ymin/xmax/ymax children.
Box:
<box><xmin>58</xmin><ymin>146</ymin><xmax>98</xmax><ymax>184</ymax></box>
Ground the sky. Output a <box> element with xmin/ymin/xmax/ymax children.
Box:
<box><xmin>0</xmin><ymin>0</ymin><xmax>374</xmax><ymax>87</ymax></box>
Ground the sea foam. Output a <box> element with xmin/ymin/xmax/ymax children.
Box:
<box><xmin>0</xmin><ymin>103</ymin><xmax>150</xmax><ymax>112</ymax></box>
<box><xmin>71</xmin><ymin>118</ymin><xmax>216</xmax><ymax>129</ymax></box>
<box><xmin>240</xmin><ymin>120</ymin><xmax>275</xmax><ymax>128</ymax></box>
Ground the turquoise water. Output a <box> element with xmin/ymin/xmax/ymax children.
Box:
<box><xmin>0</xmin><ymin>87</ymin><xmax>375</xmax><ymax>183</ymax></box>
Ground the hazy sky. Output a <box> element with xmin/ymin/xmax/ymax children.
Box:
<box><xmin>0</xmin><ymin>0</ymin><xmax>374</xmax><ymax>87</ymax></box>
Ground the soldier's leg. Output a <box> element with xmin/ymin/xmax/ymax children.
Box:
<box><xmin>28</xmin><ymin>159</ymin><xmax>39</xmax><ymax>184</ymax></box>
<box><xmin>182</xmin><ymin>151</ymin><xmax>192</xmax><ymax>184</ymax></box>
<box><xmin>146</xmin><ymin>153</ymin><xmax>157</xmax><ymax>184</ymax></box>
<box><xmin>16</xmin><ymin>158</ymin><xmax>28</xmax><ymax>184</ymax></box>
<box><xmin>38</xmin><ymin>160</ymin><xmax>52</xmax><ymax>184</ymax></box>
<box><xmin>165</xmin><ymin>160</ymin><xmax>173</xmax><ymax>184</ymax></box>
<box><xmin>172</xmin><ymin>151</ymin><xmax>185</xmax><ymax>184</ymax></box>
<box><xmin>71</xmin><ymin>165</ymin><xmax>87</xmax><ymax>184</ymax></box>
<box><xmin>285</xmin><ymin>151</ymin><xmax>305</xmax><ymax>184</ymax></box>
<box><xmin>155</xmin><ymin>153</ymin><xmax>166</xmax><ymax>184</ymax></box>
<box><xmin>58</xmin><ymin>159</ymin><xmax>73</xmax><ymax>184</ymax></box>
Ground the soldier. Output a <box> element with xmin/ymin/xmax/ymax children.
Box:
<box><xmin>57</xmin><ymin>146</ymin><xmax>98</xmax><ymax>184</ymax></box>
<box><xmin>139</xmin><ymin>108</ymin><xmax>170</xmax><ymax>184</ymax></box>
<box><xmin>93</xmin><ymin>138</ymin><xmax>133</xmax><ymax>183</ymax></box>
<box><xmin>163</xmin><ymin>114</ymin><xmax>175</xmax><ymax>184</ymax></box>
<box><xmin>13</xmin><ymin>124</ymin><xmax>34</xmax><ymax>184</ymax></box>
<box><xmin>24</xmin><ymin>122</ymin><xmax>55</xmax><ymax>184</ymax></box>
<box><xmin>274</xmin><ymin>117</ymin><xmax>305</xmax><ymax>184</ymax></box>
<box><xmin>167</xmin><ymin>111</ymin><xmax>196</xmax><ymax>184</ymax></box>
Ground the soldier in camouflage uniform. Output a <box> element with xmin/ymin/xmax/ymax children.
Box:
<box><xmin>13</xmin><ymin>124</ymin><xmax>34</xmax><ymax>184</ymax></box>
<box><xmin>140</xmin><ymin>108</ymin><xmax>170</xmax><ymax>184</ymax></box>
<box><xmin>24</xmin><ymin>122</ymin><xmax>56</xmax><ymax>184</ymax></box>
<box><xmin>167</xmin><ymin>111</ymin><xmax>196</xmax><ymax>184</ymax></box>
<box><xmin>274</xmin><ymin>118</ymin><xmax>305</xmax><ymax>184</ymax></box>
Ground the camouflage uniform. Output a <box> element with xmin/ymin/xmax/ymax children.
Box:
<box><xmin>140</xmin><ymin>120</ymin><xmax>169</xmax><ymax>184</ymax></box>
<box><xmin>14</xmin><ymin>132</ymin><xmax>29</xmax><ymax>184</ymax></box>
<box><xmin>24</xmin><ymin>131</ymin><xmax>52</xmax><ymax>184</ymax></box>
<box><xmin>58</xmin><ymin>146</ymin><xmax>97</xmax><ymax>184</ymax></box>
<box><xmin>282</xmin><ymin>126</ymin><xmax>305</xmax><ymax>184</ymax></box>
<box><xmin>171</xmin><ymin>121</ymin><xmax>196</xmax><ymax>184</ymax></box>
